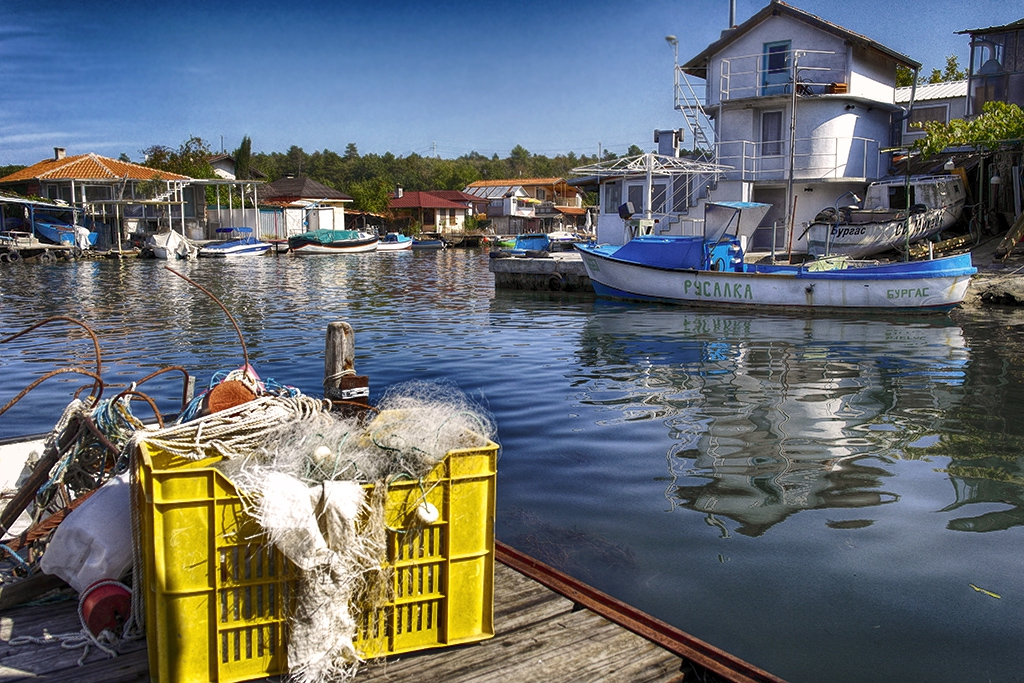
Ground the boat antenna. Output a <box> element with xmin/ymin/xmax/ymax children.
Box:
<box><xmin>163</xmin><ymin>266</ymin><xmax>250</xmax><ymax>370</ymax></box>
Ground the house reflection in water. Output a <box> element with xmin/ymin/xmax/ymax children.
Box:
<box><xmin>577</xmin><ymin>307</ymin><xmax>970</xmax><ymax>537</ymax></box>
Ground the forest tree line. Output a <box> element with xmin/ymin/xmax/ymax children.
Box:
<box><xmin>134</xmin><ymin>137</ymin><xmax>641</xmax><ymax>213</ymax></box>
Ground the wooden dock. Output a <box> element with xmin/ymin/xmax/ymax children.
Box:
<box><xmin>0</xmin><ymin>542</ymin><xmax>785</xmax><ymax>683</ymax></box>
<box><xmin>488</xmin><ymin>252</ymin><xmax>594</xmax><ymax>293</ymax></box>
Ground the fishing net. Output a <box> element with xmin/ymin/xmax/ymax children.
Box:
<box><xmin>209</xmin><ymin>379</ymin><xmax>496</xmax><ymax>683</ymax></box>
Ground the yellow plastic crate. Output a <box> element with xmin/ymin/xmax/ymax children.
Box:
<box><xmin>136</xmin><ymin>417</ymin><xmax>497</xmax><ymax>683</ymax></box>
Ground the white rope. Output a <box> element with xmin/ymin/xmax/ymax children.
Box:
<box><xmin>10</xmin><ymin>579</ymin><xmax>131</xmax><ymax>666</ymax></box>
<box><xmin>130</xmin><ymin>395</ymin><xmax>330</xmax><ymax>462</ymax></box>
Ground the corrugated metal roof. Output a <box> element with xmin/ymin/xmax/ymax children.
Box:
<box><xmin>0</xmin><ymin>153</ymin><xmax>191</xmax><ymax>183</ymax></box>
<box><xmin>895</xmin><ymin>80</ymin><xmax>967</xmax><ymax>103</ymax></box>
<box><xmin>465</xmin><ymin>178</ymin><xmax>566</xmax><ymax>188</ymax></box>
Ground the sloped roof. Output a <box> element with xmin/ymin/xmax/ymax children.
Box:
<box><xmin>956</xmin><ymin>17</ymin><xmax>1024</xmax><ymax>35</ymax></box>
<box><xmin>0</xmin><ymin>152</ymin><xmax>191</xmax><ymax>183</ymax></box>
<box><xmin>390</xmin><ymin>191</ymin><xmax>467</xmax><ymax>210</ymax></box>
<box><xmin>895</xmin><ymin>80</ymin><xmax>967</xmax><ymax>104</ymax></box>
<box><xmin>681</xmin><ymin>0</ymin><xmax>919</xmax><ymax>79</ymax></box>
<box><xmin>261</xmin><ymin>176</ymin><xmax>352</xmax><ymax>201</ymax></box>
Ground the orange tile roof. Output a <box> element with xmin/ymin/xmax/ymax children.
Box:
<box><xmin>0</xmin><ymin>153</ymin><xmax>191</xmax><ymax>183</ymax></box>
<box><xmin>465</xmin><ymin>177</ymin><xmax>566</xmax><ymax>188</ymax></box>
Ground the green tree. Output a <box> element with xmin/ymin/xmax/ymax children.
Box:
<box><xmin>348</xmin><ymin>178</ymin><xmax>393</xmax><ymax>214</ymax></box>
<box><xmin>911</xmin><ymin>101</ymin><xmax>1024</xmax><ymax>158</ymax></box>
<box><xmin>142</xmin><ymin>136</ymin><xmax>215</xmax><ymax>178</ymax></box>
<box><xmin>234</xmin><ymin>135</ymin><xmax>252</xmax><ymax>180</ymax></box>
<box><xmin>927</xmin><ymin>55</ymin><xmax>968</xmax><ymax>84</ymax></box>
<box><xmin>509</xmin><ymin>145</ymin><xmax>530</xmax><ymax>177</ymax></box>
<box><xmin>896</xmin><ymin>64</ymin><xmax>916</xmax><ymax>88</ymax></box>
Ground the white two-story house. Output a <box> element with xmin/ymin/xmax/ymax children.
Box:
<box><xmin>678</xmin><ymin>0</ymin><xmax>920</xmax><ymax>253</ymax></box>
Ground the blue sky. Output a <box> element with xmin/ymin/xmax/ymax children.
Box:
<box><xmin>1</xmin><ymin>0</ymin><xmax>1019</xmax><ymax>167</ymax></box>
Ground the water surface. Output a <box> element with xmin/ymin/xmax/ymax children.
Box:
<box><xmin>2</xmin><ymin>252</ymin><xmax>1023</xmax><ymax>683</ymax></box>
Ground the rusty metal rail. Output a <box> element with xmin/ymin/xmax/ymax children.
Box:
<box><xmin>495</xmin><ymin>540</ymin><xmax>788</xmax><ymax>683</ymax></box>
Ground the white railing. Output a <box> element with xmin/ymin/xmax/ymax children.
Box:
<box><xmin>718</xmin><ymin>50</ymin><xmax>842</xmax><ymax>102</ymax></box>
<box><xmin>715</xmin><ymin>136</ymin><xmax>883</xmax><ymax>181</ymax></box>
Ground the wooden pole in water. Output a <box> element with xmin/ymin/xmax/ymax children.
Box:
<box><xmin>324</xmin><ymin>321</ymin><xmax>369</xmax><ymax>412</ymax></box>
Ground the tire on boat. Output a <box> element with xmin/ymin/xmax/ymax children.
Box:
<box><xmin>547</xmin><ymin>274</ymin><xmax>563</xmax><ymax>291</ymax></box>
<box><xmin>38</xmin><ymin>250</ymin><xmax>56</xmax><ymax>263</ymax></box>
<box><xmin>7</xmin><ymin>250</ymin><xmax>21</xmax><ymax>263</ymax></box>
<box><xmin>813</xmin><ymin>207</ymin><xmax>837</xmax><ymax>223</ymax></box>
<box><xmin>0</xmin><ymin>253</ymin><xmax>9</xmax><ymax>264</ymax></box>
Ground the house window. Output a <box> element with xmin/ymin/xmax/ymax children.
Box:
<box><xmin>536</xmin><ymin>188</ymin><xmax>546</xmax><ymax>201</ymax></box>
<box><xmin>761</xmin><ymin>110</ymin><xmax>784</xmax><ymax>156</ymax></box>
<box><xmin>762</xmin><ymin>40</ymin><xmax>791</xmax><ymax>95</ymax></box>
<box><xmin>907</xmin><ymin>105</ymin><xmax>948</xmax><ymax>130</ymax></box>
<box><xmin>627</xmin><ymin>185</ymin><xmax>644</xmax><ymax>212</ymax></box>
<box><xmin>85</xmin><ymin>185</ymin><xmax>111</xmax><ymax>201</ymax></box>
<box><xmin>604</xmin><ymin>182</ymin><xmax>621</xmax><ymax>213</ymax></box>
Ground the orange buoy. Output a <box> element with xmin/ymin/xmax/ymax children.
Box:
<box><xmin>80</xmin><ymin>580</ymin><xmax>131</xmax><ymax>637</ymax></box>
<box><xmin>203</xmin><ymin>379</ymin><xmax>257</xmax><ymax>414</ymax></box>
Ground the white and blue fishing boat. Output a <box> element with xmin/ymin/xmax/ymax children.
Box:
<box><xmin>376</xmin><ymin>232</ymin><xmax>413</xmax><ymax>251</ymax></box>
<box><xmin>575</xmin><ymin>202</ymin><xmax>977</xmax><ymax>315</ymax></box>
<box><xmin>288</xmin><ymin>229</ymin><xmax>378</xmax><ymax>254</ymax></box>
<box><xmin>198</xmin><ymin>227</ymin><xmax>271</xmax><ymax>258</ymax></box>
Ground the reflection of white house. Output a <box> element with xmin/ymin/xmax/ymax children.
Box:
<box><xmin>676</xmin><ymin>0</ymin><xmax>921</xmax><ymax>254</ymax></box>
<box><xmin>895</xmin><ymin>81</ymin><xmax>968</xmax><ymax>143</ymax></box>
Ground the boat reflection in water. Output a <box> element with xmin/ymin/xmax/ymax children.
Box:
<box><xmin>578</xmin><ymin>304</ymin><xmax>969</xmax><ymax>537</ymax></box>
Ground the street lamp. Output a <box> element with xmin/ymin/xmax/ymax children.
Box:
<box><xmin>826</xmin><ymin>190</ymin><xmax>861</xmax><ymax>257</ymax></box>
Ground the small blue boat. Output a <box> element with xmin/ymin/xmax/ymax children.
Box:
<box><xmin>32</xmin><ymin>214</ymin><xmax>97</xmax><ymax>248</ymax></box>
<box><xmin>411</xmin><ymin>238</ymin><xmax>446</xmax><ymax>250</ymax></box>
<box><xmin>509</xmin><ymin>233</ymin><xmax>550</xmax><ymax>256</ymax></box>
<box><xmin>377</xmin><ymin>232</ymin><xmax>413</xmax><ymax>251</ymax></box>
<box><xmin>198</xmin><ymin>227</ymin><xmax>271</xmax><ymax>258</ymax></box>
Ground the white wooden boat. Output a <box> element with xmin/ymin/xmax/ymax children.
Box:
<box><xmin>805</xmin><ymin>175</ymin><xmax>966</xmax><ymax>259</ymax></box>
<box><xmin>288</xmin><ymin>229</ymin><xmax>378</xmax><ymax>254</ymax></box>
<box><xmin>576</xmin><ymin>201</ymin><xmax>977</xmax><ymax>315</ymax></box>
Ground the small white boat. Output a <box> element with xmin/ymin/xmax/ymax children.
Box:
<box><xmin>376</xmin><ymin>232</ymin><xmax>413</xmax><ymax>251</ymax></box>
<box><xmin>288</xmin><ymin>229</ymin><xmax>379</xmax><ymax>254</ymax></box>
<box><xmin>805</xmin><ymin>175</ymin><xmax>966</xmax><ymax>259</ymax></box>
<box><xmin>576</xmin><ymin>201</ymin><xmax>977</xmax><ymax>315</ymax></box>
<box><xmin>198</xmin><ymin>227</ymin><xmax>271</xmax><ymax>258</ymax></box>
<box><xmin>146</xmin><ymin>230</ymin><xmax>198</xmax><ymax>260</ymax></box>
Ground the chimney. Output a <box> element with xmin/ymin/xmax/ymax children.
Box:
<box><xmin>54</xmin><ymin>147</ymin><xmax>66</xmax><ymax>160</ymax></box>
<box><xmin>395</xmin><ymin>185</ymin><xmax>404</xmax><ymax>198</ymax></box>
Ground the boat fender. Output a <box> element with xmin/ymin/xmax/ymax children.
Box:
<box><xmin>7</xmin><ymin>250</ymin><xmax>20</xmax><ymax>262</ymax></box>
<box><xmin>548</xmin><ymin>274</ymin><xmax>563</xmax><ymax>291</ymax></box>
<box><xmin>0</xmin><ymin>253</ymin><xmax>8</xmax><ymax>264</ymax></box>
<box><xmin>417</xmin><ymin>502</ymin><xmax>440</xmax><ymax>525</ymax></box>
<box><xmin>79</xmin><ymin>579</ymin><xmax>132</xmax><ymax>637</ymax></box>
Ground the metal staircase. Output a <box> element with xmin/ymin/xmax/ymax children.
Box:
<box><xmin>673</xmin><ymin>65</ymin><xmax>715</xmax><ymax>162</ymax></box>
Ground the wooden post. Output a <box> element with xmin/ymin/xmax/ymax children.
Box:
<box><xmin>324</xmin><ymin>321</ymin><xmax>369</xmax><ymax>411</ymax></box>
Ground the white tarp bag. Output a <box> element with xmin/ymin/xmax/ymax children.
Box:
<box><xmin>40</xmin><ymin>471</ymin><xmax>133</xmax><ymax>594</ymax></box>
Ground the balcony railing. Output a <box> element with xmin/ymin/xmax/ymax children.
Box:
<box><xmin>718</xmin><ymin>49</ymin><xmax>842</xmax><ymax>102</ymax></box>
<box><xmin>715</xmin><ymin>136</ymin><xmax>883</xmax><ymax>181</ymax></box>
